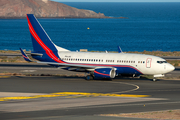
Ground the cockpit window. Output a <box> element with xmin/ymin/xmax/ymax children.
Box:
<box><xmin>157</xmin><ymin>61</ymin><xmax>167</xmax><ymax>64</ymax></box>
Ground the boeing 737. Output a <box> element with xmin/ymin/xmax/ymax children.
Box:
<box><xmin>20</xmin><ymin>14</ymin><xmax>175</xmax><ymax>81</ymax></box>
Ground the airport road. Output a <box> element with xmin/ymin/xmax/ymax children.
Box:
<box><xmin>0</xmin><ymin>63</ymin><xmax>180</xmax><ymax>120</ymax></box>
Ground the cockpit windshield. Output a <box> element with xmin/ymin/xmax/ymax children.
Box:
<box><xmin>157</xmin><ymin>61</ymin><xmax>167</xmax><ymax>64</ymax></box>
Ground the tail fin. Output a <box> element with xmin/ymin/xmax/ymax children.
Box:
<box><xmin>26</xmin><ymin>14</ymin><xmax>69</xmax><ymax>53</ymax></box>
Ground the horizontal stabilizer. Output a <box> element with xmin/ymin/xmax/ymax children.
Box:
<box><xmin>30</xmin><ymin>53</ymin><xmax>43</xmax><ymax>56</ymax></box>
<box><xmin>20</xmin><ymin>48</ymin><xmax>32</xmax><ymax>62</ymax></box>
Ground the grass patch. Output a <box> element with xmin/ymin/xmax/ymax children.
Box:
<box><xmin>167</xmin><ymin>60</ymin><xmax>180</xmax><ymax>66</ymax></box>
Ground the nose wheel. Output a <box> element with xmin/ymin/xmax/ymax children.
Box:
<box><xmin>153</xmin><ymin>78</ymin><xmax>156</xmax><ymax>82</ymax></box>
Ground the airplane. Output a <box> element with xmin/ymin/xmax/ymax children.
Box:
<box><xmin>20</xmin><ymin>14</ymin><xmax>175</xmax><ymax>81</ymax></box>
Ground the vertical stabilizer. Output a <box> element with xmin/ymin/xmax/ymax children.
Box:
<box><xmin>26</xmin><ymin>14</ymin><xmax>69</xmax><ymax>53</ymax></box>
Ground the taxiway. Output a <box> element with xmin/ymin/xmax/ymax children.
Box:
<box><xmin>0</xmin><ymin>63</ymin><xmax>180</xmax><ymax>120</ymax></box>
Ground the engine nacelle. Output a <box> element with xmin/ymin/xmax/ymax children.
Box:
<box><xmin>94</xmin><ymin>68</ymin><xmax>116</xmax><ymax>79</ymax></box>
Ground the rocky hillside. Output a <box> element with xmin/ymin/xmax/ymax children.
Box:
<box><xmin>0</xmin><ymin>0</ymin><xmax>107</xmax><ymax>18</ymax></box>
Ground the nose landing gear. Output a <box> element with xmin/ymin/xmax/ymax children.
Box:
<box><xmin>153</xmin><ymin>78</ymin><xmax>156</xmax><ymax>82</ymax></box>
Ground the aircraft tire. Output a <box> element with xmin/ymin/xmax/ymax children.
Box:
<box><xmin>86</xmin><ymin>75</ymin><xmax>94</xmax><ymax>80</ymax></box>
<box><xmin>153</xmin><ymin>78</ymin><xmax>156</xmax><ymax>82</ymax></box>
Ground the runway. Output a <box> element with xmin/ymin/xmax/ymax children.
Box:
<box><xmin>0</xmin><ymin>63</ymin><xmax>180</xmax><ymax>120</ymax></box>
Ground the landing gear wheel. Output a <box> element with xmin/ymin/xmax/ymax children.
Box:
<box><xmin>153</xmin><ymin>78</ymin><xmax>156</xmax><ymax>82</ymax></box>
<box><xmin>86</xmin><ymin>75</ymin><xmax>94</xmax><ymax>80</ymax></box>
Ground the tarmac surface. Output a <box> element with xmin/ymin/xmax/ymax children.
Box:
<box><xmin>0</xmin><ymin>63</ymin><xmax>180</xmax><ymax>120</ymax></box>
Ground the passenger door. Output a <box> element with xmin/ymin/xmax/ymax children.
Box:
<box><xmin>146</xmin><ymin>58</ymin><xmax>152</xmax><ymax>68</ymax></box>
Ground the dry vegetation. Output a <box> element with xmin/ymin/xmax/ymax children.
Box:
<box><xmin>0</xmin><ymin>56</ymin><xmax>26</xmax><ymax>63</ymax></box>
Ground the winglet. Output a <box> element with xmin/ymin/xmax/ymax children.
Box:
<box><xmin>19</xmin><ymin>48</ymin><xmax>32</xmax><ymax>62</ymax></box>
<box><xmin>118</xmin><ymin>46</ymin><xmax>123</xmax><ymax>53</ymax></box>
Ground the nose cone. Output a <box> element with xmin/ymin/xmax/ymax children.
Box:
<box><xmin>166</xmin><ymin>64</ymin><xmax>175</xmax><ymax>73</ymax></box>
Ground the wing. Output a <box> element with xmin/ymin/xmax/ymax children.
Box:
<box><xmin>37</xmin><ymin>61</ymin><xmax>112</xmax><ymax>71</ymax></box>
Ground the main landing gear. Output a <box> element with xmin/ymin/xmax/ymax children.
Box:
<box><xmin>85</xmin><ymin>75</ymin><xmax>94</xmax><ymax>80</ymax></box>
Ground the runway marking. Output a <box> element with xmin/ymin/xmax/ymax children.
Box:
<box><xmin>0</xmin><ymin>92</ymin><xmax>149</xmax><ymax>101</ymax></box>
<box><xmin>0</xmin><ymin>94</ymin><xmax>69</xmax><ymax>101</ymax></box>
<box><xmin>20</xmin><ymin>70</ymin><xmax>37</xmax><ymax>72</ymax></box>
<box><xmin>53</xmin><ymin>92</ymin><xmax>149</xmax><ymax>98</ymax></box>
<box><xmin>0</xmin><ymin>76</ymin><xmax>10</xmax><ymax>78</ymax></box>
<box><xmin>108</xmin><ymin>82</ymin><xmax>140</xmax><ymax>94</ymax></box>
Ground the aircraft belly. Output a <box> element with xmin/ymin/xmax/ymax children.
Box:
<box><xmin>116</xmin><ymin>66</ymin><xmax>142</xmax><ymax>75</ymax></box>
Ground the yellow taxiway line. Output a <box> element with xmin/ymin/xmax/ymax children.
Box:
<box><xmin>0</xmin><ymin>92</ymin><xmax>150</xmax><ymax>101</ymax></box>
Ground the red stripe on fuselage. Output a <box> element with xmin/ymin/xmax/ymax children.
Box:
<box><xmin>94</xmin><ymin>70</ymin><xmax>110</xmax><ymax>76</ymax></box>
<box><xmin>27</xmin><ymin>15</ymin><xmax>66</xmax><ymax>63</ymax></box>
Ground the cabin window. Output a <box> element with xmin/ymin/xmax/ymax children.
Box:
<box><xmin>157</xmin><ymin>61</ymin><xmax>167</xmax><ymax>64</ymax></box>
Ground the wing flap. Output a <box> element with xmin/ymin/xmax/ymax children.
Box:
<box><xmin>37</xmin><ymin>61</ymin><xmax>112</xmax><ymax>71</ymax></box>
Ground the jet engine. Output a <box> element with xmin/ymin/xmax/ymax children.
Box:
<box><xmin>94</xmin><ymin>68</ymin><xmax>116</xmax><ymax>79</ymax></box>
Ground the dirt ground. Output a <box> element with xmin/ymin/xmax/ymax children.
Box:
<box><xmin>102</xmin><ymin>109</ymin><xmax>180</xmax><ymax>120</ymax></box>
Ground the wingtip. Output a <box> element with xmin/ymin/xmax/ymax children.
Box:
<box><xmin>19</xmin><ymin>48</ymin><xmax>32</xmax><ymax>62</ymax></box>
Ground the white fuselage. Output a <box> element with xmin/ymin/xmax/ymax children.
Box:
<box><xmin>57</xmin><ymin>51</ymin><xmax>175</xmax><ymax>76</ymax></box>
